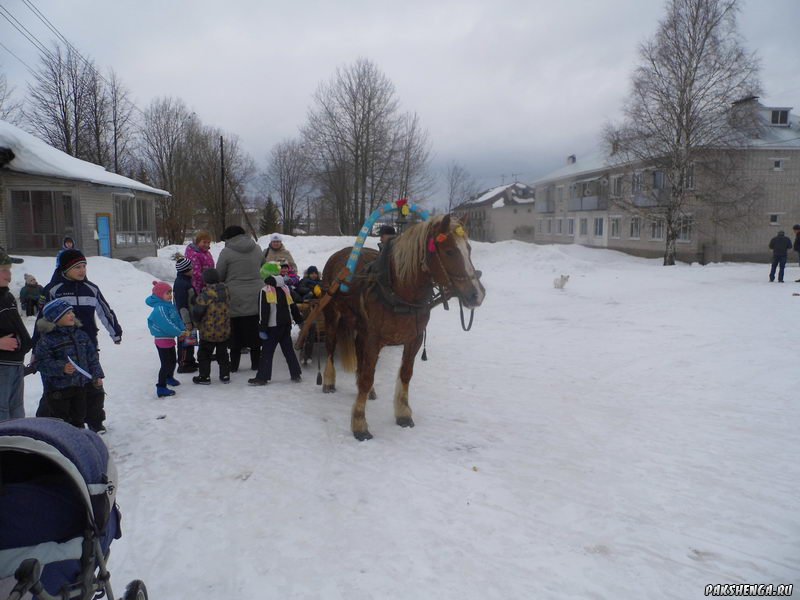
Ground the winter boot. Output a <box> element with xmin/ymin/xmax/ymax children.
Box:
<box><xmin>166</xmin><ymin>377</ymin><xmax>181</xmax><ymax>386</ymax></box>
<box><xmin>157</xmin><ymin>385</ymin><xmax>176</xmax><ymax>397</ymax></box>
<box><xmin>192</xmin><ymin>375</ymin><xmax>211</xmax><ymax>385</ymax></box>
<box><xmin>220</xmin><ymin>375</ymin><xmax>231</xmax><ymax>384</ymax></box>
<box><xmin>248</xmin><ymin>378</ymin><xmax>268</xmax><ymax>386</ymax></box>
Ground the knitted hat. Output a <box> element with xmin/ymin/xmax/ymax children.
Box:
<box><xmin>221</xmin><ymin>225</ymin><xmax>246</xmax><ymax>241</ymax></box>
<box><xmin>202</xmin><ymin>268</ymin><xmax>220</xmax><ymax>284</ymax></box>
<box><xmin>260</xmin><ymin>261</ymin><xmax>281</xmax><ymax>281</ymax></box>
<box><xmin>306</xmin><ymin>265</ymin><xmax>319</xmax><ymax>276</ymax></box>
<box><xmin>175</xmin><ymin>256</ymin><xmax>192</xmax><ymax>273</ymax></box>
<box><xmin>24</xmin><ymin>273</ymin><xmax>37</xmax><ymax>285</ymax></box>
<box><xmin>43</xmin><ymin>298</ymin><xmax>73</xmax><ymax>323</ymax></box>
<box><xmin>270</xmin><ymin>233</ymin><xmax>282</xmax><ymax>243</ymax></box>
<box><xmin>59</xmin><ymin>248</ymin><xmax>87</xmax><ymax>273</ymax></box>
<box><xmin>152</xmin><ymin>280</ymin><xmax>172</xmax><ymax>299</ymax></box>
<box><xmin>0</xmin><ymin>247</ymin><xmax>23</xmax><ymax>265</ymax></box>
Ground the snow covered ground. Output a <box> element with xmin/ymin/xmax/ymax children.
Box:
<box><xmin>10</xmin><ymin>236</ymin><xmax>799</xmax><ymax>599</ymax></box>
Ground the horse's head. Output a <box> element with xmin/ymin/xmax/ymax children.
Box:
<box><xmin>426</xmin><ymin>215</ymin><xmax>485</xmax><ymax>309</ymax></box>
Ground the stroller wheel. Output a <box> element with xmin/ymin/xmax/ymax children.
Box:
<box><xmin>123</xmin><ymin>579</ymin><xmax>148</xmax><ymax>600</ymax></box>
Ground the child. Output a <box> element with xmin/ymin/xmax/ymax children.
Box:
<box><xmin>281</xmin><ymin>262</ymin><xmax>300</xmax><ymax>288</ymax></box>
<box><xmin>0</xmin><ymin>249</ymin><xmax>33</xmax><ymax>422</ymax></box>
<box><xmin>34</xmin><ymin>249</ymin><xmax>122</xmax><ymax>433</ymax></box>
<box><xmin>248</xmin><ymin>263</ymin><xmax>303</xmax><ymax>386</ymax></box>
<box><xmin>185</xmin><ymin>230</ymin><xmax>215</xmax><ymax>297</ymax></box>
<box><xmin>296</xmin><ymin>266</ymin><xmax>323</xmax><ymax>302</ymax></box>
<box><xmin>34</xmin><ymin>298</ymin><xmax>103</xmax><ymax>429</ymax></box>
<box><xmin>173</xmin><ymin>255</ymin><xmax>199</xmax><ymax>373</ymax></box>
<box><xmin>191</xmin><ymin>269</ymin><xmax>231</xmax><ymax>384</ymax></box>
<box><xmin>147</xmin><ymin>281</ymin><xmax>189</xmax><ymax>397</ymax></box>
<box><xmin>19</xmin><ymin>273</ymin><xmax>45</xmax><ymax>316</ymax></box>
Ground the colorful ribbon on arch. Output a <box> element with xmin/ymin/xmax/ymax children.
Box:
<box><xmin>340</xmin><ymin>198</ymin><xmax>430</xmax><ymax>292</ymax></box>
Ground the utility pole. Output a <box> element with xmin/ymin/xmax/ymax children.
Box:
<box><xmin>511</xmin><ymin>172</ymin><xmax>520</xmax><ymax>182</ymax></box>
<box><xmin>500</xmin><ymin>174</ymin><xmax>506</xmax><ymax>185</ymax></box>
<box><xmin>220</xmin><ymin>135</ymin><xmax>226</xmax><ymax>235</ymax></box>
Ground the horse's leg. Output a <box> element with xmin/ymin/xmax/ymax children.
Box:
<box><xmin>352</xmin><ymin>341</ymin><xmax>380</xmax><ymax>441</ymax></box>
<box><xmin>323</xmin><ymin>311</ymin><xmax>339</xmax><ymax>393</ymax></box>
<box><xmin>354</xmin><ymin>332</ymin><xmax>377</xmax><ymax>400</ymax></box>
<box><xmin>394</xmin><ymin>334</ymin><xmax>423</xmax><ymax>428</ymax></box>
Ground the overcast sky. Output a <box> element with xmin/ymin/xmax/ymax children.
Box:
<box><xmin>1</xmin><ymin>0</ymin><xmax>799</xmax><ymax>206</ymax></box>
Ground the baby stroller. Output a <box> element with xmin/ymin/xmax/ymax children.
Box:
<box><xmin>0</xmin><ymin>418</ymin><xmax>147</xmax><ymax>600</ymax></box>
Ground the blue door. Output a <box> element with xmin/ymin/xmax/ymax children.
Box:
<box><xmin>96</xmin><ymin>215</ymin><xmax>111</xmax><ymax>257</ymax></box>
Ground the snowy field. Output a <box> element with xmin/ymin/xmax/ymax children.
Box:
<box><xmin>10</xmin><ymin>235</ymin><xmax>799</xmax><ymax>599</ymax></box>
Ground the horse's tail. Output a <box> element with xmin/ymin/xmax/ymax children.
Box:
<box><xmin>337</xmin><ymin>322</ymin><xmax>357</xmax><ymax>373</ymax></box>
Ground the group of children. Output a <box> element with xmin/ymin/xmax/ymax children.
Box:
<box><xmin>0</xmin><ymin>241</ymin><xmax>123</xmax><ymax>431</ymax></box>
<box><xmin>146</xmin><ymin>257</ymin><xmax>324</xmax><ymax>396</ymax></box>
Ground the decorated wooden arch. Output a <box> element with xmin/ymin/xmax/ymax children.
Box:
<box><xmin>340</xmin><ymin>198</ymin><xmax>430</xmax><ymax>292</ymax></box>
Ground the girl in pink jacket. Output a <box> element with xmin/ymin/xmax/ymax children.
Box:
<box><xmin>184</xmin><ymin>231</ymin><xmax>215</xmax><ymax>296</ymax></box>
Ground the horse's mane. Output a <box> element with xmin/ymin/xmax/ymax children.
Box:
<box><xmin>391</xmin><ymin>215</ymin><xmax>461</xmax><ymax>285</ymax></box>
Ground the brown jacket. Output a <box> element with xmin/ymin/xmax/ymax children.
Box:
<box><xmin>192</xmin><ymin>283</ymin><xmax>231</xmax><ymax>342</ymax></box>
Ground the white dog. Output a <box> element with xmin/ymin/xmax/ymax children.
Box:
<box><xmin>553</xmin><ymin>274</ymin><xmax>570</xmax><ymax>290</ymax></box>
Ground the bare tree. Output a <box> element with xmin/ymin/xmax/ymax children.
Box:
<box><xmin>26</xmin><ymin>44</ymin><xmax>95</xmax><ymax>159</ymax></box>
<box><xmin>264</xmin><ymin>138</ymin><xmax>312</xmax><ymax>234</ymax></box>
<box><xmin>606</xmin><ymin>0</ymin><xmax>761</xmax><ymax>265</ymax></box>
<box><xmin>446</xmin><ymin>162</ymin><xmax>480</xmax><ymax>213</ymax></box>
<box><xmin>304</xmin><ymin>58</ymin><xmax>432</xmax><ymax>234</ymax></box>
<box><xmin>139</xmin><ymin>96</ymin><xmax>197</xmax><ymax>244</ymax></box>
<box><xmin>106</xmin><ymin>69</ymin><xmax>137</xmax><ymax>175</ymax></box>
<box><xmin>0</xmin><ymin>67</ymin><xmax>23</xmax><ymax>124</ymax></box>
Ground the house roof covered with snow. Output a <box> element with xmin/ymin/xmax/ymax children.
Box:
<box><xmin>0</xmin><ymin>119</ymin><xmax>169</xmax><ymax>196</ymax></box>
<box><xmin>456</xmin><ymin>182</ymin><xmax>535</xmax><ymax>210</ymax></box>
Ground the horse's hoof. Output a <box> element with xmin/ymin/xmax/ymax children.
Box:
<box><xmin>323</xmin><ymin>384</ymin><xmax>336</xmax><ymax>393</ymax></box>
<box><xmin>368</xmin><ymin>389</ymin><xmax>377</xmax><ymax>400</ymax></box>
<box><xmin>354</xmin><ymin>430</ymin><xmax>373</xmax><ymax>441</ymax></box>
<box><xmin>396</xmin><ymin>417</ymin><xmax>415</xmax><ymax>428</ymax></box>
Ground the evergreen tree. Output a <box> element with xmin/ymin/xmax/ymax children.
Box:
<box><xmin>259</xmin><ymin>196</ymin><xmax>281</xmax><ymax>236</ymax></box>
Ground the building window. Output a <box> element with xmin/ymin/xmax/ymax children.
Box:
<box><xmin>557</xmin><ymin>187</ymin><xmax>564</xmax><ymax>202</ymax></box>
<box><xmin>10</xmin><ymin>190</ymin><xmax>76</xmax><ymax>250</ymax></box>
<box><xmin>114</xmin><ymin>194</ymin><xmax>155</xmax><ymax>246</ymax></box>
<box><xmin>630</xmin><ymin>216</ymin><xmax>641</xmax><ymax>239</ymax></box>
<box><xmin>771</xmin><ymin>110</ymin><xmax>789</xmax><ymax>126</ymax></box>
<box><xmin>769</xmin><ymin>214</ymin><xmax>780</xmax><ymax>225</ymax></box>
<box><xmin>611</xmin><ymin>175</ymin><xmax>623</xmax><ymax>197</ymax></box>
<box><xmin>546</xmin><ymin>219</ymin><xmax>552</xmax><ymax>234</ymax></box>
<box><xmin>610</xmin><ymin>217</ymin><xmax>621</xmax><ymax>239</ymax></box>
<box><xmin>677</xmin><ymin>215</ymin><xmax>693</xmax><ymax>242</ymax></box>
<box><xmin>652</xmin><ymin>170</ymin><xmax>665</xmax><ymax>190</ymax></box>
<box><xmin>538</xmin><ymin>220</ymin><xmax>543</xmax><ymax>233</ymax></box>
<box><xmin>579</xmin><ymin>218</ymin><xmax>588</xmax><ymax>235</ymax></box>
<box><xmin>556</xmin><ymin>218</ymin><xmax>563</xmax><ymax>234</ymax></box>
<box><xmin>683</xmin><ymin>164</ymin><xmax>695</xmax><ymax>189</ymax></box>
<box><xmin>773</xmin><ymin>159</ymin><xmax>784</xmax><ymax>171</ymax></box>
<box><xmin>567</xmin><ymin>218</ymin><xmax>575</xmax><ymax>236</ymax></box>
<box><xmin>632</xmin><ymin>172</ymin><xmax>643</xmax><ymax>194</ymax></box>
<box><xmin>650</xmin><ymin>218</ymin><xmax>665</xmax><ymax>241</ymax></box>
<box><xmin>594</xmin><ymin>217</ymin><xmax>604</xmax><ymax>237</ymax></box>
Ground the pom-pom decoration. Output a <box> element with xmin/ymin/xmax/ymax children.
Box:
<box><xmin>454</xmin><ymin>225</ymin><xmax>466</xmax><ymax>237</ymax></box>
<box><xmin>427</xmin><ymin>237</ymin><xmax>437</xmax><ymax>253</ymax></box>
<box><xmin>436</xmin><ymin>233</ymin><xmax>448</xmax><ymax>243</ymax></box>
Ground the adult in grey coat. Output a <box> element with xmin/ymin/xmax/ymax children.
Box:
<box><xmin>217</xmin><ymin>226</ymin><xmax>265</xmax><ymax>371</ymax></box>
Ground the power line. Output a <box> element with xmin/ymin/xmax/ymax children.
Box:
<box><xmin>0</xmin><ymin>39</ymin><xmax>37</xmax><ymax>77</ymax></box>
<box><xmin>0</xmin><ymin>5</ymin><xmax>56</xmax><ymax>62</ymax></box>
<box><xmin>9</xmin><ymin>0</ymin><xmax>147</xmax><ymax>117</ymax></box>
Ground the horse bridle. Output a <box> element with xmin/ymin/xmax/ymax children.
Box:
<box><xmin>424</xmin><ymin>238</ymin><xmax>478</xmax><ymax>332</ymax></box>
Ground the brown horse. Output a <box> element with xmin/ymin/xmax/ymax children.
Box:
<box><xmin>320</xmin><ymin>214</ymin><xmax>485</xmax><ymax>440</ymax></box>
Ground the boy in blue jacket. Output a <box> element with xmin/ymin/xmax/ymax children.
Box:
<box><xmin>147</xmin><ymin>281</ymin><xmax>189</xmax><ymax>397</ymax></box>
<box><xmin>34</xmin><ymin>298</ymin><xmax>103</xmax><ymax>428</ymax></box>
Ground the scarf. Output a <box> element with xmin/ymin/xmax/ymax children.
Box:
<box><xmin>263</xmin><ymin>284</ymin><xmax>293</xmax><ymax>305</ymax></box>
